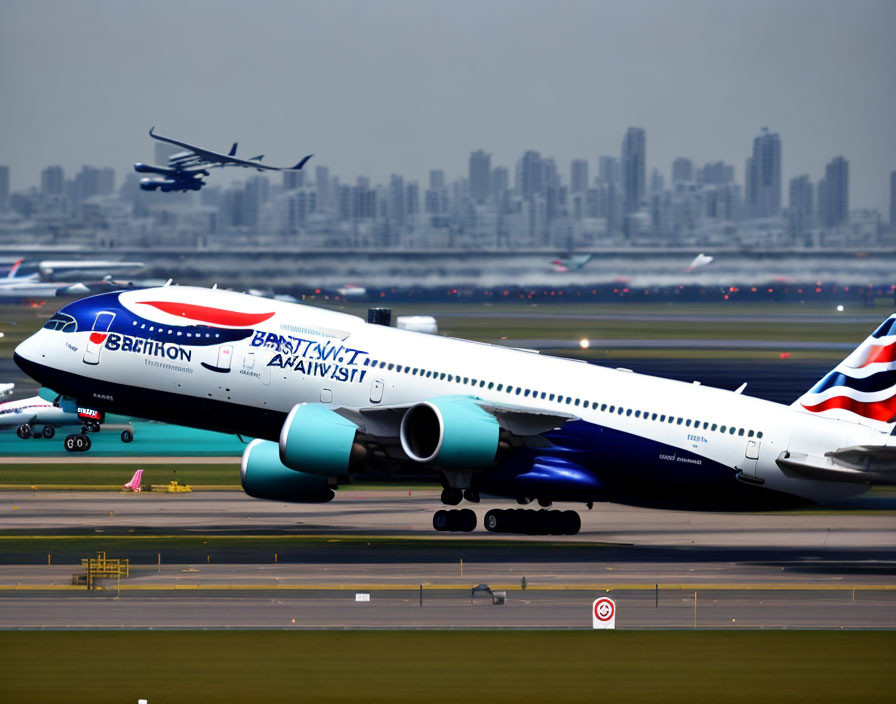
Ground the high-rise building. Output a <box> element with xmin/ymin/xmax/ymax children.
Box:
<box><xmin>41</xmin><ymin>165</ymin><xmax>65</xmax><ymax>196</ymax></box>
<box><xmin>283</xmin><ymin>170</ymin><xmax>304</xmax><ymax>190</ymax></box>
<box><xmin>570</xmin><ymin>159</ymin><xmax>589</xmax><ymax>193</ymax></box>
<box><xmin>890</xmin><ymin>172</ymin><xmax>896</xmax><ymax>229</ymax></box>
<box><xmin>621</xmin><ymin>127</ymin><xmax>646</xmax><ymax>214</ymax></box>
<box><xmin>598</xmin><ymin>155</ymin><xmax>619</xmax><ymax>184</ymax></box>
<box><xmin>699</xmin><ymin>161</ymin><xmax>735</xmax><ymax>185</ymax></box>
<box><xmin>817</xmin><ymin>156</ymin><xmax>849</xmax><ymax>228</ymax></box>
<box><xmin>0</xmin><ymin>166</ymin><xmax>8</xmax><ymax>211</ymax></box>
<box><xmin>519</xmin><ymin>151</ymin><xmax>543</xmax><ymax>200</ymax></box>
<box><xmin>491</xmin><ymin>166</ymin><xmax>509</xmax><ymax>198</ymax></box>
<box><xmin>650</xmin><ymin>168</ymin><xmax>664</xmax><ymax>194</ymax></box>
<box><xmin>469</xmin><ymin>150</ymin><xmax>491</xmax><ymax>203</ymax></box>
<box><xmin>788</xmin><ymin>175</ymin><xmax>814</xmax><ymax>237</ymax></box>
<box><xmin>671</xmin><ymin>158</ymin><xmax>693</xmax><ymax>183</ymax></box>
<box><xmin>315</xmin><ymin>166</ymin><xmax>330</xmax><ymax>209</ymax></box>
<box><xmin>746</xmin><ymin>128</ymin><xmax>781</xmax><ymax>218</ymax></box>
<box><xmin>429</xmin><ymin>170</ymin><xmax>445</xmax><ymax>191</ymax></box>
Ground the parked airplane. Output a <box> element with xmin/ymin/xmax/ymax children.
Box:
<box><xmin>123</xmin><ymin>469</ymin><xmax>143</xmax><ymax>492</ymax></box>
<box><xmin>0</xmin><ymin>258</ymin><xmax>91</xmax><ymax>300</ymax></box>
<box><xmin>135</xmin><ymin>127</ymin><xmax>313</xmax><ymax>192</ymax></box>
<box><xmin>13</xmin><ymin>287</ymin><xmax>896</xmax><ymax>534</ymax></box>
<box><xmin>0</xmin><ymin>386</ymin><xmax>134</xmax><ymax>451</ymax></box>
<box><xmin>0</xmin><ymin>257</ymin><xmax>145</xmax><ymax>283</ymax></box>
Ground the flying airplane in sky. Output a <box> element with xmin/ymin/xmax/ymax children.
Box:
<box><xmin>550</xmin><ymin>254</ymin><xmax>592</xmax><ymax>273</ymax></box>
<box><xmin>134</xmin><ymin>127</ymin><xmax>313</xmax><ymax>192</ymax></box>
<box><xmin>13</xmin><ymin>287</ymin><xmax>896</xmax><ymax>534</ymax></box>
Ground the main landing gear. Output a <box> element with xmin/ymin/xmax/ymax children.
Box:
<box><xmin>64</xmin><ymin>433</ymin><xmax>92</xmax><ymax>452</ymax></box>
<box><xmin>483</xmin><ymin>508</ymin><xmax>580</xmax><ymax>535</ymax></box>
<box><xmin>433</xmin><ymin>508</ymin><xmax>477</xmax><ymax>532</ymax></box>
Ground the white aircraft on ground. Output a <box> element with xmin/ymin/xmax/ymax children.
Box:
<box><xmin>13</xmin><ymin>286</ymin><xmax>896</xmax><ymax>534</ymax></box>
<box><xmin>0</xmin><ymin>258</ymin><xmax>91</xmax><ymax>300</ymax></box>
<box><xmin>0</xmin><ymin>386</ymin><xmax>134</xmax><ymax>451</ymax></box>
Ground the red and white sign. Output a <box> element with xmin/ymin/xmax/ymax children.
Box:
<box><xmin>592</xmin><ymin>596</ymin><xmax>616</xmax><ymax>629</ymax></box>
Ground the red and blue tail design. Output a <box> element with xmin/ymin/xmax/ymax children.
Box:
<box><xmin>793</xmin><ymin>314</ymin><xmax>896</xmax><ymax>431</ymax></box>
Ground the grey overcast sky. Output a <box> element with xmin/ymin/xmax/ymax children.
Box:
<box><xmin>1</xmin><ymin>0</ymin><xmax>894</xmax><ymax>210</ymax></box>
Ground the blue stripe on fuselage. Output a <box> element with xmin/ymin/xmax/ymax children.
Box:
<box><xmin>59</xmin><ymin>292</ymin><xmax>253</xmax><ymax>346</ymax></box>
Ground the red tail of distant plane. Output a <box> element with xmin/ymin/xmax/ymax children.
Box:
<box><xmin>123</xmin><ymin>469</ymin><xmax>143</xmax><ymax>492</ymax></box>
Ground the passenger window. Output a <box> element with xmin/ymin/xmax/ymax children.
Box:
<box><xmin>757</xmin><ymin>431</ymin><xmax>764</xmax><ymax>439</ymax></box>
<box><xmin>711</xmin><ymin>423</ymin><xmax>717</xmax><ymax>431</ymax></box>
<box><xmin>575</xmin><ymin>399</ymin><xmax>581</xmax><ymax>406</ymax></box>
<box><xmin>524</xmin><ymin>389</ymin><xmax>530</xmax><ymax>397</ymax></box>
<box><xmin>583</xmin><ymin>401</ymin><xmax>589</xmax><ymax>408</ymax></box>
<box><xmin>497</xmin><ymin>384</ymin><xmax>503</xmax><ymax>391</ymax></box>
<box><xmin>676</xmin><ymin>418</ymin><xmax>683</xmax><ymax>425</ymax></box>
<box><xmin>651</xmin><ymin>413</ymin><xmax>657</xmax><ymax>420</ymax></box>
<box><xmin>488</xmin><ymin>382</ymin><xmax>494</xmax><ymax>389</ymax></box>
<box><xmin>738</xmin><ymin>428</ymin><xmax>744</xmax><ymax>436</ymax></box>
<box><xmin>480</xmin><ymin>381</ymin><xmax>486</xmax><ymax>388</ymax></box>
<box><xmin>567</xmin><ymin>398</ymin><xmax>573</xmax><ymax>405</ymax></box>
<box><xmin>515</xmin><ymin>388</ymin><xmax>521</xmax><ymax>395</ymax></box>
<box><xmin>609</xmin><ymin>406</ymin><xmax>615</xmax><ymax>413</ymax></box>
<box><xmin>439</xmin><ymin>373</ymin><xmax>446</xmax><ymax>380</ymax></box>
<box><xmin>550</xmin><ymin>394</ymin><xmax>556</xmax><ymax>401</ymax></box>
<box><xmin>624</xmin><ymin>408</ymin><xmax>631</xmax><ymax>415</ymax></box>
<box><xmin>602</xmin><ymin>404</ymin><xmax>608</xmax><ymax>411</ymax></box>
<box><xmin>720</xmin><ymin>426</ymin><xmax>727</xmax><ymax>433</ymax></box>
<box><xmin>617</xmin><ymin>406</ymin><xmax>623</xmax><ymax>414</ymax></box>
<box><xmin>748</xmin><ymin>430</ymin><xmax>754</xmax><ymax>438</ymax></box>
<box><xmin>703</xmin><ymin>422</ymin><xmax>709</xmax><ymax>429</ymax></box>
<box><xmin>540</xmin><ymin>392</ymin><xmax>546</xmax><ymax>399</ymax></box>
<box><xmin>729</xmin><ymin>427</ymin><xmax>736</xmax><ymax>435</ymax></box>
<box><xmin>685</xmin><ymin>419</ymin><xmax>691</xmax><ymax>427</ymax></box>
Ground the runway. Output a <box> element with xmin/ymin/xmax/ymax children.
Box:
<box><xmin>1</xmin><ymin>490</ymin><xmax>893</xmax><ymax>628</ymax></box>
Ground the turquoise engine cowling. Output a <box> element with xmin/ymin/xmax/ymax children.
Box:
<box><xmin>279</xmin><ymin>403</ymin><xmax>362</xmax><ymax>476</ymax></box>
<box><xmin>241</xmin><ymin>439</ymin><xmax>335</xmax><ymax>503</ymax></box>
<box><xmin>400</xmin><ymin>396</ymin><xmax>499</xmax><ymax>467</ymax></box>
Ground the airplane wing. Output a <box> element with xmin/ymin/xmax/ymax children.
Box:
<box><xmin>336</xmin><ymin>397</ymin><xmax>577</xmax><ymax>439</ymax></box>
<box><xmin>776</xmin><ymin>445</ymin><xmax>896</xmax><ymax>485</ymax></box>
<box><xmin>149</xmin><ymin>127</ymin><xmax>312</xmax><ymax>172</ymax></box>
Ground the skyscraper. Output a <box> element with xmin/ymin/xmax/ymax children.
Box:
<box><xmin>283</xmin><ymin>170</ymin><xmax>304</xmax><ymax>190</ymax></box>
<box><xmin>817</xmin><ymin>156</ymin><xmax>849</xmax><ymax>228</ymax></box>
<box><xmin>0</xmin><ymin>166</ymin><xmax>8</xmax><ymax>211</ymax></box>
<box><xmin>570</xmin><ymin>159</ymin><xmax>589</xmax><ymax>193</ymax></box>
<box><xmin>429</xmin><ymin>170</ymin><xmax>445</xmax><ymax>191</ymax></box>
<box><xmin>621</xmin><ymin>127</ymin><xmax>646</xmax><ymax>214</ymax></box>
<box><xmin>41</xmin><ymin>165</ymin><xmax>64</xmax><ymax>196</ymax></box>
<box><xmin>598</xmin><ymin>156</ymin><xmax>620</xmax><ymax>185</ymax></box>
<box><xmin>746</xmin><ymin>128</ymin><xmax>781</xmax><ymax>218</ymax></box>
<box><xmin>671</xmin><ymin>158</ymin><xmax>693</xmax><ymax>183</ymax></box>
<box><xmin>469</xmin><ymin>150</ymin><xmax>491</xmax><ymax>203</ymax></box>
<box><xmin>315</xmin><ymin>166</ymin><xmax>330</xmax><ymax>209</ymax></box>
<box><xmin>890</xmin><ymin>172</ymin><xmax>896</xmax><ymax>229</ymax></box>
<box><xmin>519</xmin><ymin>151</ymin><xmax>543</xmax><ymax>201</ymax></box>
<box><xmin>788</xmin><ymin>175</ymin><xmax>814</xmax><ymax>237</ymax></box>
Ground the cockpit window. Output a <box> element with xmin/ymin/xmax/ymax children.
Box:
<box><xmin>42</xmin><ymin>313</ymin><xmax>77</xmax><ymax>333</ymax></box>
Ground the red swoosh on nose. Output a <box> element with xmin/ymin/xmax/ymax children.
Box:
<box><xmin>137</xmin><ymin>301</ymin><xmax>274</xmax><ymax>327</ymax></box>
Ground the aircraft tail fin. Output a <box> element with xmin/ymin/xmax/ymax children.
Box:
<box><xmin>792</xmin><ymin>313</ymin><xmax>896</xmax><ymax>432</ymax></box>
<box><xmin>123</xmin><ymin>469</ymin><xmax>143</xmax><ymax>492</ymax></box>
<box><xmin>6</xmin><ymin>257</ymin><xmax>24</xmax><ymax>279</ymax></box>
<box><xmin>292</xmin><ymin>154</ymin><xmax>313</xmax><ymax>170</ymax></box>
<box><xmin>229</xmin><ymin>142</ymin><xmax>238</xmax><ymax>156</ymax></box>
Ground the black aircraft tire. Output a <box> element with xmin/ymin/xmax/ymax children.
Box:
<box><xmin>460</xmin><ymin>508</ymin><xmax>477</xmax><ymax>532</ymax></box>
<box><xmin>82</xmin><ymin>434</ymin><xmax>92</xmax><ymax>452</ymax></box>
<box><xmin>121</xmin><ymin>429</ymin><xmax>134</xmax><ymax>443</ymax></box>
<box><xmin>562</xmin><ymin>510</ymin><xmax>581</xmax><ymax>536</ymax></box>
<box><xmin>64</xmin><ymin>434</ymin><xmax>79</xmax><ymax>452</ymax></box>
<box><xmin>16</xmin><ymin>424</ymin><xmax>32</xmax><ymax>439</ymax></box>
<box><xmin>433</xmin><ymin>510</ymin><xmax>449</xmax><ymax>532</ymax></box>
<box><xmin>483</xmin><ymin>509</ymin><xmax>501</xmax><ymax>533</ymax></box>
<box><xmin>42</xmin><ymin>426</ymin><xmax>55</xmax><ymax>439</ymax></box>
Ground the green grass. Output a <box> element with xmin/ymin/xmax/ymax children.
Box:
<box><xmin>0</xmin><ymin>631</ymin><xmax>892</xmax><ymax>703</ymax></box>
<box><xmin>0</xmin><ymin>462</ymin><xmax>239</xmax><ymax>489</ymax></box>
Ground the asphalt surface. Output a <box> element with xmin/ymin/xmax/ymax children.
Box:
<box><xmin>0</xmin><ymin>490</ymin><xmax>893</xmax><ymax>628</ymax></box>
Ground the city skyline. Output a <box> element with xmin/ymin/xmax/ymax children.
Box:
<box><xmin>1</xmin><ymin>0</ymin><xmax>894</xmax><ymax>212</ymax></box>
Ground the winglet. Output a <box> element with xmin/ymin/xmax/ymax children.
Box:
<box><xmin>149</xmin><ymin>126</ymin><xmax>157</xmax><ymax>137</ymax></box>
<box><xmin>251</xmin><ymin>155</ymin><xmax>264</xmax><ymax>162</ymax></box>
<box><xmin>229</xmin><ymin>142</ymin><xmax>238</xmax><ymax>156</ymax></box>
<box><xmin>293</xmin><ymin>154</ymin><xmax>313</xmax><ymax>170</ymax></box>
<box><xmin>7</xmin><ymin>257</ymin><xmax>24</xmax><ymax>279</ymax></box>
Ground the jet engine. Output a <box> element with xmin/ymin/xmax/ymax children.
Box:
<box><xmin>240</xmin><ymin>439</ymin><xmax>335</xmax><ymax>503</ymax></box>
<box><xmin>279</xmin><ymin>403</ymin><xmax>366</xmax><ymax>476</ymax></box>
<box><xmin>400</xmin><ymin>397</ymin><xmax>499</xmax><ymax>467</ymax></box>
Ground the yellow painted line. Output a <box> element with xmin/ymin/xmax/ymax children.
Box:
<box><xmin>1</xmin><ymin>583</ymin><xmax>893</xmax><ymax>592</ymax></box>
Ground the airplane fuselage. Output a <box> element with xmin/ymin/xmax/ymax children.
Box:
<box><xmin>14</xmin><ymin>287</ymin><xmax>883</xmax><ymax>509</ymax></box>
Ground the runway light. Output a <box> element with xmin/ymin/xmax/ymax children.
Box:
<box><xmin>780</xmin><ymin>352</ymin><xmax>791</xmax><ymax>359</ymax></box>
<box><xmin>579</xmin><ymin>338</ymin><xmax>590</xmax><ymax>350</ymax></box>
<box><xmin>836</xmin><ymin>305</ymin><xmax>844</xmax><ymax>312</ymax></box>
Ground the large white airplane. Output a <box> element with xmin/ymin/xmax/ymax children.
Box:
<box><xmin>13</xmin><ymin>286</ymin><xmax>896</xmax><ymax>534</ymax></box>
